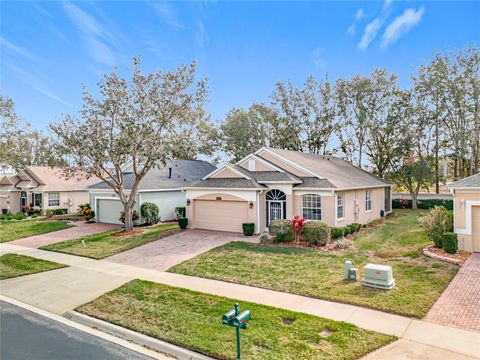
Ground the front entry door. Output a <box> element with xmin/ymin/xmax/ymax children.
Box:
<box><xmin>20</xmin><ymin>192</ymin><xmax>27</xmax><ymax>209</ymax></box>
<box><xmin>268</xmin><ymin>201</ymin><xmax>283</xmax><ymax>225</ymax></box>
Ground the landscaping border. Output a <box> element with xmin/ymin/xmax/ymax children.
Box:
<box><xmin>422</xmin><ymin>245</ymin><xmax>464</xmax><ymax>266</ymax></box>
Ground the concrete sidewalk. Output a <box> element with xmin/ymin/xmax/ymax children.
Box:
<box><xmin>1</xmin><ymin>243</ymin><xmax>479</xmax><ymax>359</ymax></box>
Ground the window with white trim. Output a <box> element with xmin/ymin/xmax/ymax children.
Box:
<box><xmin>302</xmin><ymin>194</ymin><xmax>321</xmax><ymax>220</ymax></box>
<box><xmin>337</xmin><ymin>193</ymin><xmax>344</xmax><ymax>219</ymax></box>
<box><xmin>365</xmin><ymin>190</ymin><xmax>372</xmax><ymax>211</ymax></box>
<box><xmin>48</xmin><ymin>192</ymin><xmax>60</xmax><ymax>206</ymax></box>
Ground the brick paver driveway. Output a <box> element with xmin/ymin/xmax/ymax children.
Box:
<box><xmin>106</xmin><ymin>229</ymin><xmax>258</xmax><ymax>271</ymax></box>
<box><xmin>9</xmin><ymin>222</ymin><xmax>120</xmax><ymax>248</ymax></box>
<box><xmin>426</xmin><ymin>253</ymin><xmax>480</xmax><ymax>332</ymax></box>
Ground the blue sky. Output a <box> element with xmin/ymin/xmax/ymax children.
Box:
<box><xmin>1</xmin><ymin>1</ymin><xmax>479</xmax><ymax>130</ymax></box>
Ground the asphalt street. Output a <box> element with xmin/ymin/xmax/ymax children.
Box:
<box><xmin>0</xmin><ymin>301</ymin><xmax>155</xmax><ymax>360</ymax></box>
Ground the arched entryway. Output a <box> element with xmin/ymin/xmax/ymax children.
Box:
<box><xmin>266</xmin><ymin>189</ymin><xmax>286</xmax><ymax>226</ymax></box>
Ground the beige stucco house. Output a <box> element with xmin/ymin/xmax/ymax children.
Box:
<box><xmin>184</xmin><ymin>147</ymin><xmax>393</xmax><ymax>233</ymax></box>
<box><xmin>0</xmin><ymin>166</ymin><xmax>99</xmax><ymax>214</ymax></box>
<box><xmin>447</xmin><ymin>173</ymin><xmax>480</xmax><ymax>252</ymax></box>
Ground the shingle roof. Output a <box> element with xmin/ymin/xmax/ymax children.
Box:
<box><xmin>447</xmin><ymin>173</ymin><xmax>480</xmax><ymax>189</ymax></box>
<box><xmin>294</xmin><ymin>177</ymin><xmax>336</xmax><ymax>188</ymax></box>
<box><xmin>21</xmin><ymin>167</ymin><xmax>99</xmax><ymax>191</ymax></box>
<box><xmin>263</xmin><ymin>148</ymin><xmax>392</xmax><ymax>188</ymax></box>
<box><xmin>186</xmin><ymin>178</ymin><xmax>266</xmax><ymax>189</ymax></box>
<box><xmin>89</xmin><ymin>160</ymin><xmax>216</xmax><ymax>190</ymax></box>
<box><xmin>251</xmin><ymin>171</ymin><xmax>302</xmax><ymax>183</ymax></box>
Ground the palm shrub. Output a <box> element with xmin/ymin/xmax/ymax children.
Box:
<box><xmin>140</xmin><ymin>202</ymin><xmax>159</xmax><ymax>225</ymax></box>
<box><xmin>78</xmin><ymin>203</ymin><xmax>95</xmax><ymax>221</ymax></box>
<box><xmin>442</xmin><ymin>232</ymin><xmax>458</xmax><ymax>254</ymax></box>
<box><xmin>302</xmin><ymin>221</ymin><xmax>330</xmax><ymax>246</ymax></box>
<box><xmin>419</xmin><ymin>206</ymin><xmax>452</xmax><ymax>248</ymax></box>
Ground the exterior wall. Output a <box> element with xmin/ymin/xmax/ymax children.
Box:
<box><xmin>257</xmin><ymin>151</ymin><xmax>311</xmax><ymax>177</ymax></box>
<box><xmin>453</xmin><ymin>189</ymin><xmax>480</xmax><ymax>252</ymax></box>
<box><xmin>42</xmin><ymin>191</ymin><xmax>89</xmax><ymax>213</ymax></box>
<box><xmin>211</xmin><ymin>167</ymin><xmax>242</xmax><ymax>178</ymax></box>
<box><xmin>238</xmin><ymin>158</ymin><xmax>276</xmax><ymax>172</ymax></box>
<box><xmin>334</xmin><ymin>187</ymin><xmax>386</xmax><ymax>227</ymax></box>
<box><xmin>140</xmin><ymin>190</ymin><xmax>185</xmax><ymax>222</ymax></box>
<box><xmin>0</xmin><ymin>191</ymin><xmax>20</xmax><ymax>213</ymax></box>
<box><xmin>292</xmin><ymin>192</ymin><xmax>335</xmax><ymax>227</ymax></box>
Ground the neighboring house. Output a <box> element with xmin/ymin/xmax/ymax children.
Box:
<box><xmin>447</xmin><ymin>173</ymin><xmax>480</xmax><ymax>252</ymax></box>
<box><xmin>89</xmin><ymin>160</ymin><xmax>216</xmax><ymax>225</ymax></box>
<box><xmin>184</xmin><ymin>147</ymin><xmax>393</xmax><ymax>233</ymax></box>
<box><xmin>0</xmin><ymin>166</ymin><xmax>99</xmax><ymax>214</ymax></box>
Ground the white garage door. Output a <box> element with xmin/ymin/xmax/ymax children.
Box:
<box><xmin>97</xmin><ymin>199</ymin><xmax>124</xmax><ymax>224</ymax></box>
<box><xmin>473</xmin><ymin>206</ymin><xmax>480</xmax><ymax>252</ymax></box>
<box><xmin>193</xmin><ymin>200</ymin><xmax>248</xmax><ymax>233</ymax></box>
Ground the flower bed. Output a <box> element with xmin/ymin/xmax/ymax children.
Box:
<box><xmin>423</xmin><ymin>244</ymin><xmax>469</xmax><ymax>266</ymax></box>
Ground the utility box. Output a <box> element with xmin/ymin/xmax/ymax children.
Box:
<box><xmin>362</xmin><ymin>263</ymin><xmax>395</xmax><ymax>290</ymax></box>
<box><xmin>344</xmin><ymin>260</ymin><xmax>358</xmax><ymax>281</ymax></box>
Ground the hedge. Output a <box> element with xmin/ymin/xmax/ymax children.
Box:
<box><xmin>392</xmin><ymin>198</ymin><xmax>453</xmax><ymax>210</ymax></box>
<box><xmin>302</xmin><ymin>221</ymin><xmax>330</xmax><ymax>246</ymax></box>
<box><xmin>269</xmin><ymin>219</ymin><xmax>293</xmax><ymax>243</ymax></box>
<box><xmin>442</xmin><ymin>232</ymin><xmax>458</xmax><ymax>254</ymax></box>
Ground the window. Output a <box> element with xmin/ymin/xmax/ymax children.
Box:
<box><xmin>365</xmin><ymin>190</ymin><xmax>372</xmax><ymax>211</ymax></box>
<box><xmin>337</xmin><ymin>193</ymin><xmax>344</xmax><ymax>219</ymax></box>
<box><xmin>33</xmin><ymin>193</ymin><xmax>42</xmax><ymax>207</ymax></box>
<box><xmin>48</xmin><ymin>192</ymin><xmax>60</xmax><ymax>207</ymax></box>
<box><xmin>302</xmin><ymin>194</ymin><xmax>321</xmax><ymax>220</ymax></box>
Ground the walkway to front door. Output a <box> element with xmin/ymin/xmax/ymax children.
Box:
<box><xmin>425</xmin><ymin>253</ymin><xmax>480</xmax><ymax>332</ymax></box>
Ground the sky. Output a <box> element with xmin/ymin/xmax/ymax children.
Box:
<box><xmin>1</xmin><ymin>0</ymin><xmax>479</xmax><ymax>131</ymax></box>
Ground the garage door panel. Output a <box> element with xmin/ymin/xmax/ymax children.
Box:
<box><xmin>97</xmin><ymin>199</ymin><xmax>124</xmax><ymax>224</ymax></box>
<box><xmin>194</xmin><ymin>200</ymin><xmax>248</xmax><ymax>233</ymax></box>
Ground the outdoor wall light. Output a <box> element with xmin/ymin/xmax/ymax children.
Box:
<box><xmin>249</xmin><ymin>201</ymin><xmax>254</xmax><ymax>209</ymax></box>
<box><xmin>460</xmin><ymin>199</ymin><xmax>466</xmax><ymax>210</ymax></box>
<box><xmin>186</xmin><ymin>199</ymin><xmax>191</xmax><ymax>206</ymax></box>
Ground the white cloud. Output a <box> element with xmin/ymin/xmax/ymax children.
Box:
<box><xmin>358</xmin><ymin>18</ymin><xmax>383</xmax><ymax>51</ymax></box>
<box><xmin>312</xmin><ymin>48</ymin><xmax>327</xmax><ymax>70</ymax></box>
<box><xmin>62</xmin><ymin>1</ymin><xmax>117</xmax><ymax>66</ymax></box>
<box><xmin>151</xmin><ymin>2</ymin><xmax>183</xmax><ymax>29</ymax></box>
<box><xmin>382</xmin><ymin>7</ymin><xmax>425</xmax><ymax>48</ymax></box>
<box><xmin>347</xmin><ymin>8</ymin><xmax>365</xmax><ymax>36</ymax></box>
<box><xmin>0</xmin><ymin>36</ymin><xmax>41</xmax><ymax>62</ymax></box>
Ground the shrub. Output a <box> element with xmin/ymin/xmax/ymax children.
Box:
<box><xmin>242</xmin><ymin>223</ymin><xmax>255</xmax><ymax>236</ymax></box>
<box><xmin>331</xmin><ymin>227</ymin><xmax>345</xmax><ymax>239</ymax></box>
<box><xmin>289</xmin><ymin>216</ymin><xmax>305</xmax><ymax>243</ymax></box>
<box><xmin>302</xmin><ymin>221</ymin><xmax>330</xmax><ymax>246</ymax></box>
<box><xmin>1</xmin><ymin>209</ymin><xmax>8</xmax><ymax>214</ymax></box>
<box><xmin>442</xmin><ymin>232</ymin><xmax>458</xmax><ymax>254</ymax></box>
<box><xmin>259</xmin><ymin>233</ymin><xmax>269</xmax><ymax>244</ymax></box>
<box><xmin>178</xmin><ymin>217</ymin><xmax>188</xmax><ymax>229</ymax></box>
<box><xmin>351</xmin><ymin>223</ymin><xmax>362</xmax><ymax>232</ymax></box>
<box><xmin>392</xmin><ymin>198</ymin><xmax>453</xmax><ymax>210</ymax></box>
<box><xmin>175</xmin><ymin>207</ymin><xmax>186</xmax><ymax>219</ymax></box>
<box><xmin>78</xmin><ymin>203</ymin><xmax>95</xmax><ymax>221</ymax></box>
<box><xmin>15</xmin><ymin>213</ymin><xmax>26</xmax><ymax>220</ymax></box>
<box><xmin>31</xmin><ymin>213</ymin><xmax>39</xmax><ymax>218</ymax></box>
<box><xmin>119</xmin><ymin>210</ymin><xmax>139</xmax><ymax>224</ymax></box>
<box><xmin>141</xmin><ymin>202</ymin><xmax>160</xmax><ymax>225</ymax></box>
<box><xmin>419</xmin><ymin>206</ymin><xmax>452</xmax><ymax>248</ymax></box>
<box><xmin>346</xmin><ymin>225</ymin><xmax>355</xmax><ymax>235</ymax></box>
<box><xmin>269</xmin><ymin>219</ymin><xmax>293</xmax><ymax>243</ymax></box>
<box><xmin>53</xmin><ymin>208</ymin><xmax>68</xmax><ymax>215</ymax></box>
<box><xmin>333</xmin><ymin>237</ymin><xmax>353</xmax><ymax>250</ymax></box>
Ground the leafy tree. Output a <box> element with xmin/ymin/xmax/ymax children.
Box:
<box><xmin>220</xmin><ymin>104</ymin><xmax>268</xmax><ymax>161</ymax></box>
<box><xmin>51</xmin><ymin>58</ymin><xmax>207</xmax><ymax>231</ymax></box>
<box><xmin>0</xmin><ymin>95</ymin><xmax>65</xmax><ymax>171</ymax></box>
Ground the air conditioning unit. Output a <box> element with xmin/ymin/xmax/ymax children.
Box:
<box><xmin>362</xmin><ymin>263</ymin><xmax>395</xmax><ymax>290</ymax></box>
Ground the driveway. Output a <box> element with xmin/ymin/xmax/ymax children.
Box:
<box><xmin>106</xmin><ymin>229</ymin><xmax>258</xmax><ymax>271</ymax></box>
<box><xmin>9</xmin><ymin>222</ymin><xmax>119</xmax><ymax>248</ymax></box>
<box><xmin>426</xmin><ymin>253</ymin><xmax>480</xmax><ymax>332</ymax></box>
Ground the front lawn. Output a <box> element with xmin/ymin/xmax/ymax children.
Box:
<box><xmin>77</xmin><ymin>280</ymin><xmax>395</xmax><ymax>360</ymax></box>
<box><xmin>0</xmin><ymin>253</ymin><xmax>67</xmax><ymax>280</ymax></box>
<box><xmin>170</xmin><ymin>210</ymin><xmax>457</xmax><ymax>318</ymax></box>
<box><xmin>41</xmin><ymin>223</ymin><xmax>180</xmax><ymax>259</ymax></box>
<box><xmin>0</xmin><ymin>220</ymin><xmax>72</xmax><ymax>243</ymax></box>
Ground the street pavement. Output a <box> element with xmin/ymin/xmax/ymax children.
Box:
<box><xmin>0</xmin><ymin>301</ymin><xmax>154</xmax><ymax>360</ymax></box>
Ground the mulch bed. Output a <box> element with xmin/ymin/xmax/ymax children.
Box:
<box><xmin>113</xmin><ymin>229</ymin><xmax>144</xmax><ymax>236</ymax></box>
<box><xmin>423</xmin><ymin>244</ymin><xmax>470</xmax><ymax>266</ymax></box>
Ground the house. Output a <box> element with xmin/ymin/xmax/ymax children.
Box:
<box><xmin>184</xmin><ymin>147</ymin><xmax>393</xmax><ymax>233</ymax></box>
<box><xmin>89</xmin><ymin>160</ymin><xmax>216</xmax><ymax>224</ymax></box>
<box><xmin>0</xmin><ymin>166</ymin><xmax>99</xmax><ymax>214</ymax></box>
<box><xmin>447</xmin><ymin>173</ymin><xmax>480</xmax><ymax>252</ymax></box>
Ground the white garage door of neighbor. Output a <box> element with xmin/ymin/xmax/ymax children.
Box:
<box><xmin>473</xmin><ymin>206</ymin><xmax>480</xmax><ymax>252</ymax></box>
<box><xmin>97</xmin><ymin>199</ymin><xmax>124</xmax><ymax>224</ymax></box>
<box><xmin>194</xmin><ymin>200</ymin><xmax>248</xmax><ymax>233</ymax></box>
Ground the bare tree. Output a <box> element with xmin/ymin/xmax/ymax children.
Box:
<box><xmin>51</xmin><ymin>58</ymin><xmax>207</xmax><ymax>231</ymax></box>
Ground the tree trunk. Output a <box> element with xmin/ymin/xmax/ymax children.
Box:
<box><xmin>123</xmin><ymin>203</ymin><xmax>134</xmax><ymax>231</ymax></box>
<box><xmin>411</xmin><ymin>193</ymin><xmax>418</xmax><ymax>210</ymax></box>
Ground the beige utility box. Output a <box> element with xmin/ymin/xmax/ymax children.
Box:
<box><xmin>362</xmin><ymin>263</ymin><xmax>395</xmax><ymax>290</ymax></box>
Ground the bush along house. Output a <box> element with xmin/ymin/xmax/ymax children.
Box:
<box><xmin>183</xmin><ymin>147</ymin><xmax>393</xmax><ymax>234</ymax></box>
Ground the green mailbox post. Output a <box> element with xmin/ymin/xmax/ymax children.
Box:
<box><xmin>222</xmin><ymin>303</ymin><xmax>251</xmax><ymax>359</ymax></box>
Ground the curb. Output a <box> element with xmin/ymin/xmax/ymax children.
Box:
<box><xmin>64</xmin><ymin>311</ymin><xmax>214</xmax><ymax>360</ymax></box>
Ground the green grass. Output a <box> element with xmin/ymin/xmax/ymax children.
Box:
<box><xmin>41</xmin><ymin>223</ymin><xmax>180</xmax><ymax>259</ymax></box>
<box><xmin>0</xmin><ymin>253</ymin><xmax>67</xmax><ymax>280</ymax></box>
<box><xmin>0</xmin><ymin>220</ymin><xmax>71</xmax><ymax>243</ymax></box>
<box><xmin>170</xmin><ymin>210</ymin><xmax>457</xmax><ymax>318</ymax></box>
<box><xmin>77</xmin><ymin>280</ymin><xmax>395</xmax><ymax>360</ymax></box>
